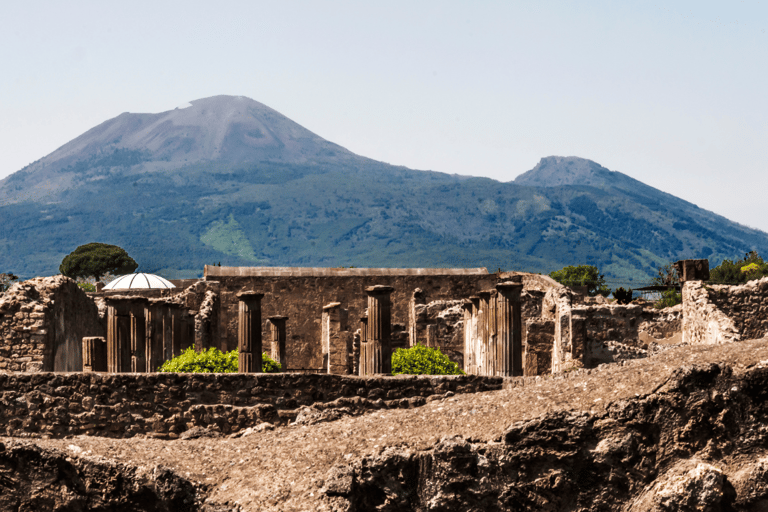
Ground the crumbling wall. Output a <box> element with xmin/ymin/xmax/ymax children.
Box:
<box><xmin>0</xmin><ymin>372</ymin><xmax>503</xmax><ymax>439</ymax></box>
<box><xmin>0</xmin><ymin>276</ymin><xmax>104</xmax><ymax>372</ymax></box>
<box><xmin>682</xmin><ymin>278</ymin><xmax>768</xmax><ymax>344</ymax></box>
<box><xmin>411</xmin><ymin>300</ymin><xmax>465</xmax><ymax>367</ymax></box>
<box><xmin>549</xmin><ymin>286</ymin><xmax>682</xmax><ymax>371</ymax></box>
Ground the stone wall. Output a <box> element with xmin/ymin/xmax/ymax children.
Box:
<box><xmin>410</xmin><ymin>299</ymin><xmax>465</xmax><ymax>366</ymax></box>
<box><xmin>0</xmin><ymin>276</ymin><xmax>104</xmax><ymax>372</ymax></box>
<box><xmin>682</xmin><ymin>278</ymin><xmax>768</xmax><ymax>344</ymax></box>
<box><xmin>549</xmin><ymin>285</ymin><xmax>683</xmax><ymax>372</ymax></box>
<box><xmin>204</xmin><ymin>266</ymin><xmax>497</xmax><ymax>370</ymax></box>
<box><xmin>0</xmin><ymin>371</ymin><xmax>503</xmax><ymax>439</ymax></box>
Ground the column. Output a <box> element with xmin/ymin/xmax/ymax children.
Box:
<box><xmin>496</xmin><ymin>280</ymin><xmax>524</xmax><ymax>377</ymax></box>
<box><xmin>268</xmin><ymin>316</ymin><xmax>288</xmax><ymax>370</ymax></box>
<box><xmin>357</xmin><ymin>315</ymin><xmax>368</xmax><ymax>376</ymax></box>
<box><xmin>237</xmin><ymin>291</ymin><xmax>264</xmax><ymax>373</ymax></box>
<box><xmin>129</xmin><ymin>298</ymin><xmax>148</xmax><ymax>373</ymax></box>
<box><xmin>409</xmin><ymin>288</ymin><xmax>426</xmax><ymax>347</ymax></box>
<box><xmin>82</xmin><ymin>337</ymin><xmax>107</xmax><ymax>373</ymax></box>
<box><xmin>361</xmin><ymin>285</ymin><xmax>394</xmax><ymax>375</ymax></box>
<box><xmin>461</xmin><ymin>300</ymin><xmax>474</xmax><ymax>375</ymax></box>
<box><xmin>322</xmin><ymin>303</ymin><xmax>350</xmax><ymax>374</ymax></box>
<box><xmin>477</xmin><ymin>291</ymin><xmax>492</xmax><ymax>376</ymax></box>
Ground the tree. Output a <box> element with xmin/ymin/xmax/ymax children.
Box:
<box><xmin>549</xmin><ymin>265</ymin><xmax>610</xmax><ymax>297</ymax></box>
<box><xmin>59</xmin><ymin>243</ymin><xmax>138</xmax><ymax>281</ymax></box>
<box><xmin>652</xmin><ymin>262</ymin><xmax>679</xmax><ymax>288</ymax></box>
<box><xmin>0</xmin><ymin>272</ymin><xmax>18</xmax><ymax>293</ymax></box>
<box><xmin>709</xmin><ymin>251</ymin><xmax>768</xmax><ymax>284</ymax></box>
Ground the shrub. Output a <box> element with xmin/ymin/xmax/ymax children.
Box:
<box><xmin>158</xmin><ymin>347</ymin><xmax>281</xmax><ymax>373</ymax></box>
<box><xmin>613</xmin><ymin>287</ymin><xmax>633</xmax><ymax>305</ymax></box>
<box><xmin>77</xmin><ymin>282</ymin><xmax>96</xmax><ymax>292</ymax></box>
<box><xmin>655</xmin><ymin>288</ymin><xmax>682</xmax><ymax>309</ymax></box>
<box><xmin>391</xmin><ymin>343</ymin><xmax>464</xmax><ymax>375</ymax></box>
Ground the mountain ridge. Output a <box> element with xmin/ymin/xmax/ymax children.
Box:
<box><xmin>1</xmin><ymin>95</ymin><xmax>766</xmax><ymax>282</ymax></box>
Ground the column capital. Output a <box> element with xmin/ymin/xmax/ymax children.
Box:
<box><xmin>323</xmin><ymin>302</ymin><xmax>343</xmax><ymax>310</ymax></box>
<box><xmin>267</xmin><ymin>315</ymin><xmax>288</xmax><ymax>323</ymax></box>
<box><xmin>365</xmin><ymin>285</ymin><xmax>395</xmax><ymax>294</ymax></box>
<box><xmin>237</xmin><ymin>291</ymin><xmax>264</xmax><ymax>301</ymax></box>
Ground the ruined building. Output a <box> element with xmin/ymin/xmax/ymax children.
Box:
<box><xmin>1</xmin><ymin>260</ymin><xmax>750</xmax><ymax>378</ymax></box>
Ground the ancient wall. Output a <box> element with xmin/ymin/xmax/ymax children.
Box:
<box><xmin>0</xmin><ymin>371</ymin><xmax>502</xmax><ymax>439</ymax></box>
<box><xmin>549</xmin><ymin>285</ymin><xmax>682</xmax><ymax>372</ymax></box>
<box><xmin>682</xmin><ymin>278</ymin><xmax>768</xmax><ymax>344</ymax></box>
<box><xmin>410</xmin><ymin>299</ymin><xmax>465</xmax><ymax>366</ymax></box>
<box><xmin>203</xmin><ymin>266</ymin><xmax>497</xmax><ymax>371</ymax></box>
<box><xmin>0</xmin><ymin>276</ymin><xmax>104</xmax><ymax>372</ymax></box>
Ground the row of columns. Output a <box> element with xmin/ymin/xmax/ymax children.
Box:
<box><xmin>462</xmin><ymin>279</ymin><xmax>523</xmax><ymax>377</ymax></box>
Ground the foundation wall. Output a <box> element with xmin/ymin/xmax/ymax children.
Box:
<box><xmin>0</xmin><ymin>371</ymin><xmax>503</xmax><ymax>439</ymax></box>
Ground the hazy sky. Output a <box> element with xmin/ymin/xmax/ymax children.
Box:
<box><xmin>2</xmin><ymin>1</ymin><xmax>767</xmax><ymax>231</ymax></box>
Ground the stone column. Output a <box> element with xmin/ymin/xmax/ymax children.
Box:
<box><xmin>129</xmin><ymin>298</ymin><xmax>148</xmax><ymax>373</ymax></box>
<box><xmin>322</xmin><ymin>303</ymin><xmax>350</xmax><ymax>375</ymax></box>
<box><xmin>477</xmin><ymin>290</ymin><xmax>492</xmax><ymax>376</ymax></box>
<box><xmin>461</xmin><ymin>300</ymin><xmax>474</xmax><ymax>375</ymax></box>
<box><xmin>237</xmin><ymin>291</ymin><xmax>264</xmax><ymax>373</ymax></box>
<box><xmin>496</xmin><ymin>280</ymin><xmax>524</xmax><ymax>377</ymax></box>
<box><xmin>82</xmin><ymin>337</ymin><xmax>107</xmax><ymax>373</ymax></box>
<box><xmin>357</xmin><ymin>315</ymin><xmax>368</xmax><ymax>376</ymax></box>
<box><xmin>361</xmin><ymin>285</ymin><xmax>395</xmax><ymax>375</ymax></box>
<box><xmin>267</xmin><ymin>316</ymin><xmax>288</xmax><ymax>370</ymax></box>
<box><xmin>106</xmin><ymin>298</ymin><xmax>141</xmax><ymax>373</ymax></box>
<box><xmin>409</xmin><ymin>288</ymin><xmax>426</xmax><ymax>347</ymax></box>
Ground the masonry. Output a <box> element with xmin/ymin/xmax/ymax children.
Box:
<box><xmin>0</xmin><ymin>371</ymin><xmax>502</xmax><ymax>438</ymax></box>
<box><xmin>203</xmin><ymin>266</ymin><xmax>496</xmax><ymax>370</ymax></box>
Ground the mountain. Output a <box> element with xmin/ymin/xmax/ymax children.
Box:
<box><xmin>1</xmin><ymin>95</ymin><xmax>767</xmax><ymax>283</ymax></box>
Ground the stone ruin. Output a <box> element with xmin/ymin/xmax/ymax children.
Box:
<box><xmin>0</xmin><ymin>262</ymin><xmax>737</xmax><ymax>379</ymax></box>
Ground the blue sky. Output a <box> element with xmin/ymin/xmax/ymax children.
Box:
<box><xmin>2</xmin><ymin>1</ymin><xmax>767</xmax><ymax>231</ymax></box>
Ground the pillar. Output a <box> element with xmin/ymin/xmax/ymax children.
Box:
<box><xmin>357</xmin><ymin>315</ymin><xmax>368</xmax><ymax>376</ymax></box>
<box><xmin>129</xmin><ymin>298</ymin><xmax>148</xmax><ymax>373</ymax></box>
<box><xmin>461</xmin><ymin>300</ymin><xmax>474</xmax><ymax>374</ymax></box>
<box><xmin>496</xmin><ymin>279</ymin><xmax>524</xmax><ymax>377</ymax></box>
<box><xmin>237</xmin><ymin>291</ymin><xmax>264</xmax><ymax>373</ymax></box>
<box><xmin>360</xmin><ymin>285</ymin><xmax>394</xmax><ymax>375</ymax></box>
<box><xmin>409</xmin><ymin>288</ymin><xmax>426</xmax><ymax>347</ymax></box>
<box><xmin>322</xmin><ymin>303</ymin><xmax>350</xmax><ymax>374</ymax></box>
<box><xmin>477</xmin><ymin>291</ymin><xmax>492</xmax><ymax>376</ymax></box>
<box><xmin>82</xmin><ymin>337</ymin><xmax>107</xmax><ymax>373</ymax></box>
<box><xmin>268</xmin><ymin>316</ymin><xmax>288</xmax><ymax>370</ymax></box>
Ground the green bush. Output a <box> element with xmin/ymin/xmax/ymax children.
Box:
<box><xmin>709</xmin><ymin>251</ymin><xmax>768</xmax><ymax>284</ymax></box>
<box><xmin>77</xmin><ymin>282</ymin><xmax>96</xmax><ymax>292</ymax></box>
<box><xmin>391</xmin><ymin>343</ymin><xmax>464</xmax><ymax>376</ymax></box>
<box><xmin>655</xmin><ymin>288</ymin><xmax>682</xmax><ymax>309</ymax></box>
<box><xmin>158</xmin><ymin>347</ymin><xmax>281</xmax><ymax>373</ymax></box>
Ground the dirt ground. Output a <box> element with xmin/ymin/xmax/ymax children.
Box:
<box><xmin>7</xmin><ymin>337</ymin><xmax>768</xmax><ymax>511</ymax></box>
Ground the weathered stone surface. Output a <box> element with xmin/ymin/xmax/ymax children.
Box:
<box><xmin>0</xmin><ymin>276</ymin><xmax>104</xmax><ymax>372</ymax></box>
<box><xmin>683</xmin><ymin>278</ymin><xmax>768</xmax><ymax>344</ymax></box>
<box><xmin>0</xmin><ymin>372</ymin><xmax>502</xmax><ymax>438</ymax></box>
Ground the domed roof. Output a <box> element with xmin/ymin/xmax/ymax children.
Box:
<box><xmin>103</xmin><ymin>273</ymin><xmax>176</xmax><ymax>290</ymax></box>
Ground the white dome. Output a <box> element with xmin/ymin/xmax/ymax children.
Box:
<box><xmin>103</xmin><ymin>273</ymin><xmax>176</xmax><ymax>290</ymax></box>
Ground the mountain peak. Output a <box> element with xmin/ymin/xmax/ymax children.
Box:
<box><xmin>514</xmin><ymin>156</ymin><xmax>616</xmax><ymax>188</ymax></box>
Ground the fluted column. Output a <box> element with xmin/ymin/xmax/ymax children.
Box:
<box><xmin>362</xmin><ymin>285</ymin><xmax>395</xmax><ymax>375</ymax></box>
<box><xmin>477</xmin><ymin>290</ymin><xmax>492</xmax><ymax>376</ymax></box>
<box><xmin>358</xmin><ymin>315</ymin><xmax>368</xmax><ymax>376</ymax></box>
<box><xmin>129</xmin><ymin>298</ymin><xmax>148</xmax><ymax>373</ymax></box>
<box><xmin>82</xmin><ymin>337</ymin><xmax>107</xmax><ymax>373</ymax></box>
<box><xmin>237</xmin><ymin>291</ymin><xmax>264</xmax><ymax>373</ymax></box>
<box><xmin>496</xmin><ymin>279</ymin><xmax>524</xmax><ymax>376</ymax></box>
<box><xmin>268</xmin><ymin>316</ymin><xmax>288</xmax><ymax>370</ymax></box>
